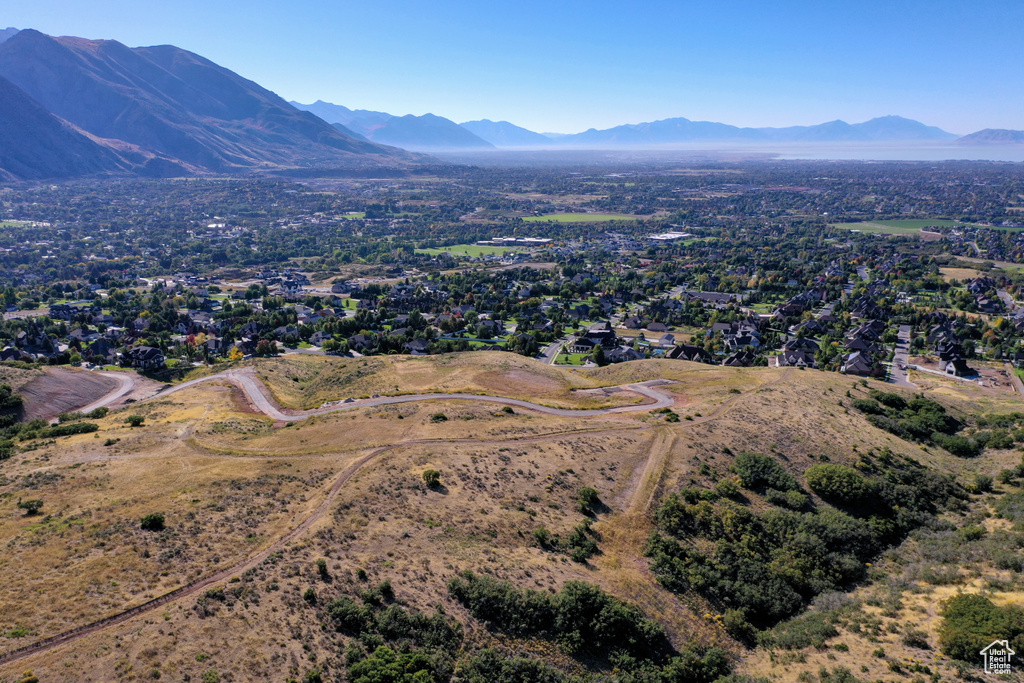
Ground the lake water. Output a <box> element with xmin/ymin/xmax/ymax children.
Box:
<box><xmin>433</xmin><ymin>143</ymin><xmax>1024</xmax><ymax>165</ymax></box>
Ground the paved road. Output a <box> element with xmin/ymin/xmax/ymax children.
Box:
<box><xmin>538</xmin><ymin>336</ymin><xmax>569</xmax><ymax>365</ymax></box>
<box><xmin>158</xmin><ymin>367</ymin><xmax>677</xmax><ymax>420</ymax></box>
<box><xmin>76</xmin><ymin>371</ymin><xmax>138</xmax><ymax>414</ymax></box>
<box><xmin>998</xmin><ymin>289</ymin><xmax>1017</xmax><ymax>311</ymax></box>
<box><xmin>890</xmin><ymin>324</ymin><xmax>916</xmax><ymax>388</ymax></box>
<box><xmin>857</xmin><ymin>266</ymin><xmax>870</xmax><ymax>282</ymax></box>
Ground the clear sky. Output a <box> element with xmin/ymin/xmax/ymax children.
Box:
<box><xmin>3</xmin><ymin>0</ymin><xmax>1023</xmax><ymax>135</ymax></box>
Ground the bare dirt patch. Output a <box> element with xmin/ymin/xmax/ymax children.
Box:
<box><xmin>18</xmin><ymin>368</ymin><xmax>118</xmax><ymax>420</ymax></box>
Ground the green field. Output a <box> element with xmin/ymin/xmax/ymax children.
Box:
<box><xmin>415</xmin><ymin>244</ymin><xmax>520</xmax><ymax>257</ymax></box>
<box><xmin>832</xmin><ymin>219</ymin><xmax>984</xmax><ymax>235</ymax></box>
<box><xmin>523</xmin><ymin>213</ymin><xmax>638</xmax><ymax>223</ymax></box>
<box><xmin>338</xmin><ymin>212</ymin><xmax>366</xmax><ymax>219</ymax></box>
<box><xmin>957</xmin><ymin>256</ymin><xmax>1024</xmax><ymax>274</ymax></box>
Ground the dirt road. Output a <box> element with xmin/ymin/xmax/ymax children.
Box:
<box><xmin>156</xmin><ymin>367</ymin><xmax>677</xmax><ymax>420</ymax></box>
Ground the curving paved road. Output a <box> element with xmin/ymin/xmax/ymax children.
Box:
<box><xmin>77</xmin><ymin>371</ymin><xmax>138</xmax><ymax>415</ymax></box>
<box><xmin>153</xmin><ymin>367</ymin><xmax>677</xmax><ymax>420</ymax></box>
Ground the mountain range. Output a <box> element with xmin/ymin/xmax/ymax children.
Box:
<box><xmin>561</xmin><ymin>115</ymin><xmax>958</xmax><ymax>146</ymax></box>
<box><xmin>292</xmin><ymin>100</ymin><xmax>494</xmax><ymax>150</ymax></box>
<box><xmin>0</xmin><ymin>29</ymin><xmax>412</xmax><ymax>180</ymax></box>
<box><xmin>956</xmin><ymin>129</ymin><xmax>1024</xmax><ymax>145</ymax></box>
<box><xmin>296</xmin><ymin>101</ymin><xmax>997</xmax><ymax>150</ymax></box>
<box><xmin>0</xmin><ymin>27</ymin><xmax>1023</xmax><ymax>181</ymax></box>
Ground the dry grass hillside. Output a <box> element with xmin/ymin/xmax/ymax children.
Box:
<box><xmin>0</xmin><ymin>353</ymin><xmax>1021</xmax><ymax>682</ymax></box>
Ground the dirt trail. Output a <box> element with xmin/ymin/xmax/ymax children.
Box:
<box><xmin>0</xmin><ymin>443</ymin><xmax>392</xmax><ymax>667</ymax></box>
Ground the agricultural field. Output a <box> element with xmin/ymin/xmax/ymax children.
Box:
<box><xmin>831</xmin><ymin>219</ymin><xmax>980</xmax><ymax>235</ymax></box>
<box><xmin>414</xmin><ymin>243</ymin><xmax>520</xmax><ymax>257</ymax></box>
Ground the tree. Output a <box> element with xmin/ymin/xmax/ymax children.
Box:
<box><xmin>140</xmin><ymin>513</ymin><xmax>165</xmax><ymax>531</ymax></box>
<box><xmin>255</xmin><ymin>340</ymin><xmax>278</xmax><ymax>357</ymax></box>
<box><xmin>126</xmin><ymin>414</ymin><xmax>145</xmax><ymax>427</ymax></box>
<box><xmin>228</xmin><ymin>346</ymin><xmax>244</xmax><ymax>361</ymax></box>
<box><xmin>17</xmin><ymin>498</ymin><xmax>43</xmax><ymax>516</ymax></box>
<box><xmin>592</xmin><ymin>343</ymin><xmax>608</xmax><ymax>366</ymax></box>
<box><xmin>422</xmin><ymin>469</ymin><xmax>441</xmax><ymax>488</ymax></box>
<box><xmin>577</xmin><ymin>486</ymin><xmax>601</xmax><ymax>513</ymax></box>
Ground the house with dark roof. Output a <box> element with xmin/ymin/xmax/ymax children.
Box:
<box><xmin>840</xmin><ymin>351</ymin><xmax>877</xmax><ymax>376</ymax></box>
<box><xmin>126</xmin><ymin>345</ymin><xmax>165</xmax><ymax>371</ymax></box>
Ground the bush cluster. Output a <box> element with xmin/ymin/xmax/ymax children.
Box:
<box><xmin>648</xmin><ymin>448</ymin><xmax>963</xmax><ymax>630</ymax></box>
<box><xmin>852</xmin><ymin>392</ymin><xmax>981</xmax><ymax>456</ymax></box>
<box><xmin>446</xmin><ymin>571</ymin><xmax>729</xmax><ymax>680</ymax></box>
<box><xmin>939</xmin><ymin>594</ymin><xmax>1024</xmax><ymax>662</ymax></box>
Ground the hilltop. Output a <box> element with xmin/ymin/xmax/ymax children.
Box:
<box><xmin>0</xmin><ymin>353</ymin><xmax>1021</xmax><ymax>681</ymax></box>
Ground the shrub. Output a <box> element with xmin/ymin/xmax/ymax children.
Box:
<box><xmin>86</xmin><ymin>407</ymin><xmax>110</xmax><ymax>419</ymax></box>
<box><xmin>770</xmin><ymin>612</ymin><xmax>839</xmax><ymax>649</ymax></box>
<box><xmin>715</xmin><ymin>478</ymin><xmax>740</xmax><ymax>498</ymax></box>
<box><xmin>0</xmin><ymin>384</ymin><xmax>23</xmax><ymax>428</ymax></box>
<box><xmin>902</xmin><ymin>628</ymin><xmax>931</xmax><ymax>649</ymax></box>
<box><xmin>732</xmin><ymin>452</ymin><xmax>800</xmax><ymax>492</ymax></box>
<box><xmin>316</xmin><ymin>558</ymin><xmax>329</xmax><ymax>580</ymax></box>
<box><xmin>454</xmin><ymin>648</ymin><xmax>563</xmax><ymax>683</ymax></box>
<box><xmin>429</xmin><ymin>412</ymin><xmax>447</xmax><ymax>423</ymax></box>
<box><xmin>851</xmin><ymin>399</ymin><xmax>884</xmax><ymax>415</ymax></box>
<box><xmin>971</xmin><ymin>474</ymin><xmax>994</xmax><ymax>493</ymax></box>
<box><xmin>577</xmin><ymin>486</ymin><xmax>600</xmax><ymax>512</ymax></box>
<box><xmin>43</xmin><ymin>422</ymin><xmax>98</xmax><ymax>438</ymax></box>
<box><xmin>447</xmin><ymin>571</ymin><xmax>669</xmax><ymax>663</ymax></box>
<box><xmin>347</xmin><ymin>646</ymin><xmax>432</xmax><ymax>683</ymax></box>
<box><xmin>126</xmin><ymin>414</ymin><xmax>145</xmax><ymax>427</ymax></box>
<box><xmin>939</xmin><ymin>594</ymin><xmax>1024</xmax><ymax>662</ymax></box>
<box><xmin>766</xmin><ymin>488</ymin><xmax>808</xmax><ymax>509</ymax></box>
<box><xmin>806</xmin><ymin>464</ymin><xmax>873</xmax><ymax>505</ymax></box>
<box><xmin>17</xmin><ymin>498</ymin><xmax>43</xmax><ymax>516</ymax></box>
<box><xmin>422</xmin><ymin>469</ymin><xmax>441</xmax><ymax>487</ymax></box>
<box><xmin>932</xmin><ymin>433</ymin><xmax>982</xmax><ymax>458</ymax></box>
<box><xmin>140</xmin><ymin>513</ymin><xmax>165</xmax><ymax>531</ymax></box>
<box><xmin>868</xmin><ymin>389</ymin><xmax>907</xmax><ymax>410</ymax></box>
<box><xmin>326</xmin><ymin>596</ymin><xmax>371</xmax><ymax>634</ymax></box>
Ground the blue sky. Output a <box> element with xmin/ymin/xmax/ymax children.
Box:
<box><xmin>3</xmin><ymin>0</ymin><xmax>1023</xmax><ymax>134</ymax></box>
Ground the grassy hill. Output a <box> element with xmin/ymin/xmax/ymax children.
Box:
<box><xmin>1</xmin><ymin>354</ymin><xmax>1022</xmax><ymax>681</ymax></box>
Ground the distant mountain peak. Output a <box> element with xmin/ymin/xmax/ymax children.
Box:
<box><xmin>459</xmin><ymin>119</ymin><xmax>554</xmax><ymax>147</ymax></box>
<box><xmin>0</xmin><ymin>27</ymin><xmax>18</xmax><ymax>45</ymax></box>
<box><xmin>294</xmin><ymin>101</ymin><xmax>493</xmax><ymax>150</ymax></box>
<box><xmin>957</xmin><ymin>129</ymin><xmax>1024</xmax><ymax>145</ymax></box>
<box><xmin>0</xmin><ymin>31</ymin><xmax>408</xmax><ymax>176</ymax></box>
